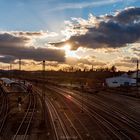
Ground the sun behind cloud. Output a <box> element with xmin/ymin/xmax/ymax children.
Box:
<box><xmin>61</xmin><ymin>44</ymin><xmax>79</xmax><ymax>58</ymax></box>
<box><xmin>61</xmin><ymin>44</ymin><xmax>71</xmax><ymax>52</ymax></box>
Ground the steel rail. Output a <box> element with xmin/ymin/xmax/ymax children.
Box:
<box><xmin>12</xmin><ymin>93</ymin><xmax>36</xmax><ymax>140</ymax></box>
<box><xmin>59</xmin><ymin>87</ymin><xmax>140</xmax><ymax>132</ymax></box>
<box><xmin>48</xmin><ymin>86</ymin><xmax>132</xmax><ymax>140</ymax></box>
<box><xmin>0</xmin><ymin>89</ymin><xmax>9</xmax><ymax>134</ymax></box>
<box><xmin>33</xmin><ymin>87</ymin><xmax>71</xmax><ymax>140</ymax></box>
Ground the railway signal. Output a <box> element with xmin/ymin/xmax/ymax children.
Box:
<box><xmin>17</xmin><ymin>96</ymin><xmax>22</xmax><ymax>112</ymax></box>
<box><xmin>17</xmin><ymin>96</ymin><xmax>22</xmax><ymax>104</ymax></box>
<box><xmin>27</xmin><ymin>84</ymin><xmax>33</xmax><ymax>93</ymax></box>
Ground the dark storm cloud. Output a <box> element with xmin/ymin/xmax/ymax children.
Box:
<box><xmin>0</xmin><ymin>33</ymin><xmax>29</xmax><ymax>45</ymax></box>
<box><xmin>113</xmin><ymin>7</ymin><xmax>140</xmax><ymax>24</ymax></box>
<box><xmin>54</xmin><ymin>7</ymin><xmax>140</xmax><ymax>50</ymax></box>
<box><xmin>0</xmin><ymin>55</ymin><xmax>16</xmax><ymax>63</ymax></box>
<box><xmin>0</xmin><ymin>45</ymin><xmax>65</xmax><ymax>63</ymax></box>
<box><xmin>17</xmin><ymin>31</ymin><xmax>43</xmax><ymax>36</ymax></box>
<box><xmin>0</xmin><ymin>33</ymin><xmax>65</xmax><ymax>63</ymax></box>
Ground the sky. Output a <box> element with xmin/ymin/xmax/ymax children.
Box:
<box><xmin>0</xmin><ymin>0</ymin><xmax>140</xmax><ymax>71</ymax></box>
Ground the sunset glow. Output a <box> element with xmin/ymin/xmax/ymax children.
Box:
<box><xmin>0</xmin><ymin>1</ymin><xmax>139</xmax><ymax>71</ymax></box>
<box><xmin>61</xmin><ymin>44</ymin><xmax>71</xmax><ymax>52</ymax></box>
<box><xmin>0</xmin><ymin>1</ymin><xmax>140</xmax><ymax>140</ymax></box>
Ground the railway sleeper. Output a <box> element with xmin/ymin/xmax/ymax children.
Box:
<box><xmin>11</xmin><ymin>122</ymin><xmax>33</xmax><ymax>134</ymax></box>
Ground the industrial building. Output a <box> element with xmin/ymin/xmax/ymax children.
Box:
<box><xmin>106</xmin><ymin>74</ymin><xmax>136</xmax><ymax>87</ymax></box>
<box><xmin>131</xmin><ymin>71</ymin><xmax>140</xmax><ymax>86</ymax></box>
<box><xmin>131</xmin><ymin>71</ymin><xmax>140</xmax><ymax>79</ymax></box>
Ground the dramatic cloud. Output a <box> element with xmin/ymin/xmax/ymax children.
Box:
<box><xmin>0</xmin><ymin>46</ymin><xmax>65</xmax><ymax>63</ymax></box>
<box><xmin>115</xmin><ymin>62</ymin><xmax>135</xmax><ymax>68</ymax></box>
<box><xmin>0</xmin><ymin>55</ymin><xmax>16</xmax><ymax>63</ymax></box>
<box><xmin>113</xmin><ymin>7</ymin><xmax>140</xmax><ymax>24</ymax></box>
<box><xmin>54</xmin><ymin>7</ymin><xmax>140</xmax><ymax>50</ymax></box>
<box><xmin>113</xmin><ymin>56</ymin><xmax>138</xmax><ymax>70</ymax></box>
<box><xmin>0</xmin><ymin>7</ymin><xmax>139</xmax><ymax>71</ymax></box>
<box><xmin>0</xmin><ymin>32</ymin><xmax>65</xmax><ymax>63</ymax></box>
<box><xmin>15</xmin><ymin>31</ymin><xmax>44</xmax><ymax>37</ymax></box>
<box><xmin>66</xmin><ymin>56</ymin><xmax>106</xmax><ymax>67</ymax></box>
<box><xmin>121</xmin><ymin>56</ymin><xmax>138</xmax><ymax>63</ymax></box>
<box><xmin>131</xmin><ymin>44</ymin><xmax>140</xmax><ymax>58</ymax></box>
<box><xmin>0</xmin><ymin>33</ymin><xmax>30</xmax><ymax>47</ymax></box>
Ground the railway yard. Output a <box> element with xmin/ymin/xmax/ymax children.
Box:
<box><xmin>0</xmin><ymin>1</ymin><xmax>140</xmax><ymax>139</ymax></box>
<box><xmin>0</xmin><ymin>79</ymin><xmax>140</xmax><ymax>140</ymax></box>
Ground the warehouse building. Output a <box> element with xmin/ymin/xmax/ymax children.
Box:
<box><xmin>106</xmin><ymin>74</ymin><xmax>136</xmax><ymax>87</ymax></box>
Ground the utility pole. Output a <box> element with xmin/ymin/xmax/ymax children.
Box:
<box><xmin>10</xmin><ymin>63</ymin><xmax>12</xmax><ymax>71</ymax></box>
<box><xmin>19</xmin><ymin>58</ymin><xmax>21</xmax><ymax>71</ymax></box>
<box><xmin>43</xmin><ymin>60</ymin><xmax>45</xmax><ymax>73</ymax></box>
<box><xmin>92</xmin><ymin>65</ymin><xmax>93</xmax><ymax>71</ymax></box>
<box><xmin>19</xmin><ymin>58</ymin><xmax>21</xmax><ymax>81</ymax></box>
<box><xmin>9</xmin><ymin>63</ymin><xmax>12</xmax><ymax>79</ymax></box>
<box><xmin>136</xmin><ymin>59</ymin><xmax>139</xmax><ymax>97</ymax></box>
<box><xmin>136</xmin><ymin>59</ymin><xmax>139</xmax><ymax>87</ymax></box>
<box><xmin>42</xmin><ymin>60</ymin><xmax>46</xmax><ymax>125</ymax></box>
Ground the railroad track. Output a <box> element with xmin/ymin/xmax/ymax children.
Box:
<box><xmin>60</xmin><ymin>87</ymin><xmax>140</xmax><ymax>132</ymax></box>
<box><xmin>46</xmin><ymin>98</ymin><xmax>70</xmax><ymax>140</ymax></box>
<box><xmin>106</xmin><ymin>87</ymin><xmax>139</xmax><ymax>98</ymax></box>
<box><xmin>34</xmin><ymin>87</ymin><xmax>83</xmax><ymax>140</ymax></box>
<box><xmin>47</xmin><ymin>85</ymin><xmax>139</xmax><ymax>140</ymax></box>
<box><xmin>46</xmin><ymin>88</ymin><xmax>97</xmax><ymax>139</ymax></box>
<box><xmin>12</xmin><ymin>92</ymin><xmax>36</xmax><ymax>140</ymax></box>
<box><xmin>90</xmin><ymin>93</ymin><xmax>140</xmax><ymax>128</ymax></box>
<box><xmin>0</xmin><ymin>88</ymin><xmax>9</xmax><ymax>136</ymax></box>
